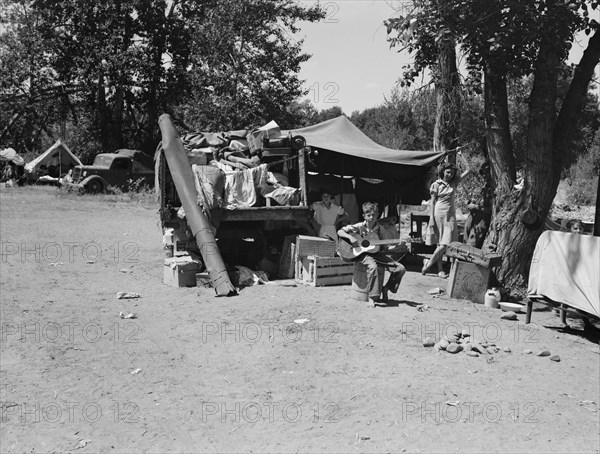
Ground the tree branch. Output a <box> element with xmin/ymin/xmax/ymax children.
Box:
<box><xmin>553</xmin><ymin>30</ymin><xmax>600</xmax><ymax>179</ymax></box>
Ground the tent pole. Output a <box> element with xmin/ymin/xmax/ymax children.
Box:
<box><xmin>340</xmin><ymin>155</ymin><xmax>344</xmax><ymax>209</ymax></box>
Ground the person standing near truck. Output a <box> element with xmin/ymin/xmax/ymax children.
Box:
<box><xmin>311</xmin><ymin>190</ymin><xmax>346</xmax><ymax>241</ymax></box>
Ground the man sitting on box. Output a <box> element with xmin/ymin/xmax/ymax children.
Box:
<box><xmin>337</xmin><ymin>201</ymin><xmax>406</xmax><ymax>307</ymax></box>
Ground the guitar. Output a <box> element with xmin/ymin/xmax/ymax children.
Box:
<box><xmin>337</xmin><ymin>234</ymin><xmax>408</xmax><ymax>261</ymax></box>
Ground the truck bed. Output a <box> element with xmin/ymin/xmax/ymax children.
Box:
<box><xmin>220</xmin><ymin>205</ymin><xmax>311</xmax><ymax>222</ymax></box>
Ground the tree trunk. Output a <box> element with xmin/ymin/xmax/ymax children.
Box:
<box><xmin>97</xmin><ymin>71</ymin><xmax>110</xmax><ymax>152</ymax></box>
<box><xmin>491</xmin><ymin>34</ymin><xmax>562</xmax><ymax>291</ymax></box>
<box><xmin>554</xmin><ymin>31</ymin><xmax>600</xmax><ymax>187</ymax></box>
<box><xmin>484</xmin><ymin>15</ymin><xmax>592</xmax><ymax>292</ymax></box>
<box><xmin>523</xmin><ymin>28</ymin><xmax>562</xmax><ymax>225</ymax></box>
<box><xmin>482</xmin><ymin>64</ymin><xmax>532</xmax><ymax>290</ymax></box>
<box><xmin>594</xmin><ymin>173</ymin><xmax>600</xmax><ymax>237</ymax></box>
<box><xmin>433</xmin><ymin>35</ymin><xmax>460</xmax><ymax>157</ymax></box>
<box><xmin>145</xmin><ymin>43</ymin><xmax>162</xmax><ymax>152</ymax></box>
<box><xmin>145</xmin><ymin>2</ymin><xmax>176</xmax><ymax>153</ymax></box>
<box><xmin>110</xmin><ymin>86</ymin><xmax>124</xmax><ymax>151</ymax></box>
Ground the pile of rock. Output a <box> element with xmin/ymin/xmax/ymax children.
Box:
<box><xmin>524</xmin><ymin>349</ymin><xmax>561</xmax><ymax>362</ymax></box>
<box><xmin>422</xmin><ymin>329</ymin><xmax>510</xmax><ymax>358</ymax></box>
<box><xmin>422</xmin><ymin>331</ymin><xmax>561</xmax><ymax>362</ymax></box>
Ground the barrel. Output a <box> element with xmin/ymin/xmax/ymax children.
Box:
<box><xmin>350</xmin><ymin>262</ymin><xmax>384</xmax><ymax>302</ymax></box>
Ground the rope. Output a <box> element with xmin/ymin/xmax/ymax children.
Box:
<box><xmin>263</xmin><ymin>148</ymin><xmax>314</xmax><ymax>169</ymax></box>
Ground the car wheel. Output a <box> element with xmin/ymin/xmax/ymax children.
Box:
<box><xmin>86</xmin><ymin>180</ymin><xmax>104</xmax><ymax>194</ymax></box>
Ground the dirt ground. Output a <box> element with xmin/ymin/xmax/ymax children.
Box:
<box><xmin>1</xmin><ymin>186</ymin><xmax>599</xmax><ymax>454</ymax></box>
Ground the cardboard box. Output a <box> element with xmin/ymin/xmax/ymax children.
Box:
<box><xmin>301</xmin><ymin>255</ymin><xmax>354</xmax><ymax>287</ymax></box>
<box><xmin>164</xmin><ymin>257</ymin><xmax>200</xmax><ymax>287</ymax></box>
<box><xmin>446</xmin><ymin>260</ymin><xmax>490</xmax><ymax>304</ymax></box>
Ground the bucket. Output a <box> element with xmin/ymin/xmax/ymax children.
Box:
<box><xmin>484</xmin><ymin>288</ymin><xmax>501</xmax><ymax>309</ymax></box>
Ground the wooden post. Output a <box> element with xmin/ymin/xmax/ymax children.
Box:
<box><xmin>594</xmin><ymin>170</ymin><xmax>599</xmax><ymax>236</ymax></box>
<box><xmin>525</xmin><ymin>300</ymin><xmax>533</xmax><ymax>324</ymax></box>
<box><xmin>298</xmin><ymin>147</ymin><xmax>308</xmax><ymax>206</ymax></box>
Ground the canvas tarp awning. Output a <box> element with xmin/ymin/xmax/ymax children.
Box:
<box><xmin>287</xmin><ymin>116</ymin><xmax>445</xmax><ymax>168</ymax></box>
<box><xmin>0</xmin><ymin>148</ymin><xmax>25</xmax><ymax>166</ymax></box>
<box><xmin>286</xmin><ymin>116</ymin><xmax>448</xmax><ymax>204</ymax></box>
<box><xmin>115</xmin><ymin>149</ymin><xmax>154</xmax><ymax>170</ymax></box>
<box><xmin>25</xmin><ymin>140</ymin><xmax>82</xmax><ymax>175</ymax></box>
<box><xmin>528</xmin><ymin>231</ymin><xmax>600</xmax><ymax>318</ymax></box>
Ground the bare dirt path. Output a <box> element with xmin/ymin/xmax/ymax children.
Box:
<box><xmin>1</xmin><ymin>187</ymin><xmax>598</xmax><ymax>453</ymax></box>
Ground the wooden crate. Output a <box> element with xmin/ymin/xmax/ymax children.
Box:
<box><xmin>296</xmin><ymin>235</ymin><xmax>336</xmax><ymax>258</ymax></box>
<box><xmin>446</xmin><ymin>260</ymin><xmax>490</xmax><ymax>304</ymax></box>
<box><xmin>301</xmin><ymin>255</ymin><xmax>354</xmax><ymax>287</ymax></box>
<box><xmin>445</xmin><ymin>242</ymin><xmax>502</xmax><ymax>268</ymax></box>
<box><xmin>278</xmin><ymin>235</ymin><xmax>297</xmax><ymax>279</ymax></box>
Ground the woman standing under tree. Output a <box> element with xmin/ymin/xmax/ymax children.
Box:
<box><xmin>422</xmin><ymin>151</ymin><xmax>471</xmax><ymax>278</ymax></box>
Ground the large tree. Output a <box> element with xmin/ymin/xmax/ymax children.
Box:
<box><xmin>387</xmin><ymin>0</ymin><xmax>600</xmax><ymax>291</ymax></box>
<box><xmin>180</xmin><ymin>0</ymin><xmax>324</xmax><ymax>131</ymax></box>
<box><xmin>0</xmin><ymin>0</ymin><xmax>66</xmax><ymax>154</ymax></box>
<box><xmin>1</xmin><ymin>0</ymin><xmax>323</xmax><ymax>158</ymax></box>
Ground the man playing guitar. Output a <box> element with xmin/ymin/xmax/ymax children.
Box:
<box><xmin>337</xmin><ymin>201</ymin><xmax>406</xmax><ymax>307</ymax></box>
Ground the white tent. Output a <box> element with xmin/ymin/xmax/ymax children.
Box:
<box><xmin>528</xmin><ymin>230</ymin><xmax>600</xmax><ymax>318</ymax></box>
<box><xmin>25</xmin><ymin>140</ymin><xmax>82</xmax><ymax>177</ymax></box>
<box><xmin>0</xmin><ymin>148</ymin><xmax>25</xmax><ymax>166</ymax></box>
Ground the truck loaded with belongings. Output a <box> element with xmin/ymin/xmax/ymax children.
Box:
<box><xmin>155</xmin><ymin>114</ymin><xmax>447</xmax><ymax>277</ymax></box>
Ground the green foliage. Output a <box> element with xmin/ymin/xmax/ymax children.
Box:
<box><xmin>565</xmin><ymin>175</ymin><xmax>598</xmax><ymax>205</ymax></box>
<box><xmin>179</xmin><ymin>0</ymin><xmax>324</xmax><ymax>131</ymax></box>
<box><xmin>285</xmin><ymin>99</ymin><xmax>319</xmax><ymax>128</ymax></box>
<box><xmin>0</xmin><ymin>1</ymin><xmax>64</xmax><ymax>153</ymax></box>
<box><xmin>126</xmin><ymin>177</ymin><xmax>152</xmax><ymax>193</ymax></box>
<box><xmin>105</xmin><ymin>177</ymin><xmax>155</xmax><ymax>203</ymax></box>
<box><xmin>1</xmin><ymin>0</ymin><xmax>324</xmax><ymax>156</ymax></box>
<box><xmin>564</xmin><ymin>143</ymin><xmax>599</xmax><ymax>207</ymax></box>
<box><xmin>507</xmin><ymin>75</ymin><xmax>600</xmax><ymax>172</ymax></box>
<box><xmin>587</xmin><ymin>128</ymin><xmax>600</xmax><ymax>174</ymax></box>
<box><xmin>311</xmin><ymin>106</ymin><xmax>342</xmax><ymax>124</ymax></box>
<box><xmin>350</xmin><ymin>87</ymin><xmax>436</xmax><ymax>150</ymax></box>
<box><xmin>386</xmin><ymin>0</ymin><xmax>595</xmax><ymax>87</ymax></box>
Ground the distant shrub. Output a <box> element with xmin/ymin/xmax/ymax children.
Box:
<box><xmin>106</xmin><ymin>185</ymin><xmax>123</xmax><ymax>195</ymax></box>
<box><xmin>565</xmin><ymin>176</ymin><xmax>597</xmax><ymax>206</ymax></box>
<box><xmin>55</xmin><ymin>180</ymin><xmax>156</xmax><ymax>206</ymax></box>
<box><xmin>564</xmin><ymin>149</ymin><xmax>598</xmax><ymax>206</ymax></box>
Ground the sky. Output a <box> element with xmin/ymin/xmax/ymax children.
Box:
<box><xmin>293</xmin><ymin>1</ymin><xmax>600</xmax><ymax>115</ymax></box>
<box><xmin>294</xmin><ymin>0</ymin><xmax>413</xmax><ymax>115</ymax></box>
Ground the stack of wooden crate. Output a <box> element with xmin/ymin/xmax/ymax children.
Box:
<box><xmin>294</xmin><ymin>235</ymin><xmax>353</xmax><ymax>286</ymax></box>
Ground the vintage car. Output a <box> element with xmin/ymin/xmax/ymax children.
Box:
<box><xmin>67</xmin><ymin>149</ymin><xmax>154</xmax><ymax>193</ymax></box>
